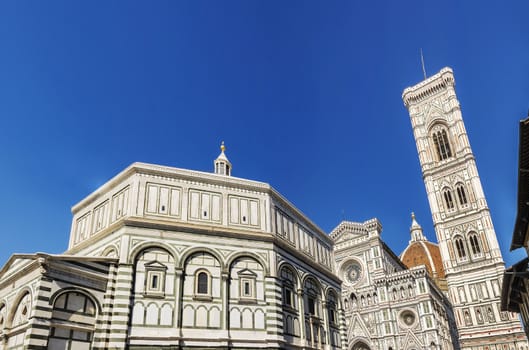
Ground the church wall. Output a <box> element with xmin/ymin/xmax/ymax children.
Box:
<box><xmin>68</xmin><ymin>165</ymin><xmax>335</xmax><ymax>281</ymax></box>
<box><xmin>0</xmin><ymin>263</ymin><xmax>41</xmax><ymax>350</ymax></box>
<box><xmin>332</xmin><ymin>219</ymin><xmax>458</xmax><ymax>350</ymax></box>
<box><xmin>68</xmin><ymin>168</ymin><xmax>271</xmax><ymax>250</ymax></box>
<box><xmin>0</xmin><ymin>256</ymin><xmax>114</xmax><ymax>350</ymax></box>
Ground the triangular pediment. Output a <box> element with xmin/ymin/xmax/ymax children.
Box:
<box><xmin>144</xmin><ymin>260</ymin><xmax>167</xmax><ymax>270</ymax></box>
<box><xmin>237</xmin><ymin>268</ymin><xmax>257</xmax><ymax>277</ymax></box>
<box><xmin>348</xmin><ymin>313</ymin><xmax>371</xmax><ymax>341</ymax></box>
<box><xmin>330</xmin><ymin>221</ymin><xmax>368</xmax><ymax>244</ymax></box>
<box><xmin>401</xmin><ymin>330</ymin><xmax>423</xmax><ymax>349</ymax></box>
<box><xmin>424</xmin><ymin>102</ymin><xmax>447</xmax><ymax>130</ymax></box>
<box><xmin>0</xmin><ymin>255</ymin><xmax>35</xmax><ymax>281</ymax></box>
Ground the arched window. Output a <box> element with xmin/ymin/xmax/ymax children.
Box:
<box><xmin>443</xmin><ymin>189</ymin><xmax>455</xmax><ymax>210</ymax></box>
<box><xmin>304</xmin><ymin>278</ymin><xmax>321</xmax><ymax>317</ymax></box>
<box><xmin>47</xmin><ymin>291</ymin><xmax>96</xmax><ymax>349</ymax></box>
<box><xmin>455</xmin><ymin>237</ymin><xmax>467</xmax><ymax>260</ymax></box>
<box><xmin>326</xmin><ymin>291</ymin><xmax>338</xmax><ymax>326</ymax></box>
<box><xmin>280</xmin><ymin>265</ymin><xmax>299</xmax><ymax>337</ymax></box>
<box><xmin>196</xmin><ymin>271</ymin><xmax>209</xmax><ymax>295</ymax></box>
<box><xmin>350</xmin><ymin>292</ymin><xmax>357</xmax><ymax>308</ymax></box>
<box><xmin>456</xmin><ymin>184</ymin><xmax>468</xmax><ymax>206</ymax></box>
<box><xmin>432</xmin><ymin>128</ymin><xmax>452</xmax><ymax>161</ymax></box>
<box><xmin>468</xmin><ymin>233</ymin><xmax>482</xmax><ymax>256</ymax></box>
<box><xmin>280</xmin><ymin>266</ymin><xmax>296</xmax><ymax>309</ymax></box>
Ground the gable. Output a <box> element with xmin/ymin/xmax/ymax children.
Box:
<box><xmin>331</xmin><ymin>222</ymin><xmax>368</xmax><ymax>244</ymax></box>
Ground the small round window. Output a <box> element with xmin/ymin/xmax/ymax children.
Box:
<box><xmin>400</xmin><ymin>309</ymin><xmax>417</xmax><ymax>327</ymax></box>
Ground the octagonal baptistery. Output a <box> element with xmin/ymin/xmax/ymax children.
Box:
<box><xmin>400</xmin><ymin>213</ymin><xmax>447</xmax><ymax>292</ymax></box>
<box><xmin>58</xmin><ymin>145</ymin><xmax>344</xmax><ymax>349</ymax></box>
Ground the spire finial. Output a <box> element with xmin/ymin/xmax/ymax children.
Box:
<box><xmin>420</xmin><ymin>48</ymin><xmax>427</xmax><ymax>80</ymax></box>
<box><xmin>220</xmin><ymin>141</ymin><xmax>226</xmax><ymax>152</ymax></box>
<box><xmin>409</xmin><ymin>211</ymin><xmax>426</xmax><ymax>242</ymax></box>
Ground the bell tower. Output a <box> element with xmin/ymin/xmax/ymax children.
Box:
<box><xmin>403</xmin><ymin>67</ymin><xmax>527</xmax><ymax>348</ymax></box>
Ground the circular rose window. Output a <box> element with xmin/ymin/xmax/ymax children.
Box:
<box><xmin>400</xmin><ymin>310</ymin><xmax>417</xmax><ymax>327</ymax></box>
<box><xmin>342</xmin><ymin>261</ymin><xmax>362</xmax><ymax>284</ymax></box>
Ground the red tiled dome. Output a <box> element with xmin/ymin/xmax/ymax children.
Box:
<box><xmin>401</xmin><ymin>240</ymin><xmax>445</xmax><ymax>279</ymax></box>
<box><xmin>400</xmin><ymin>213</ymin><xmax>447</xmax><ymax>291</ymax></box>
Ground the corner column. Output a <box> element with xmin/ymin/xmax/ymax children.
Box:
<box><xmin>106</xmin><ymin>263</ymin><xmax>134</xmax><ymax>349</ymax></box>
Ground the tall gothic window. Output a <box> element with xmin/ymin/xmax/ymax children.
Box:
<box><xmin>456</xmin><ymin>184</ymin><xmax>468</xmax><ymax>206</ymax></box>
<box><xmin>432</xmin><ymin>129</ymin><xmax>452</xmax><ymax>161</ymax></box>
<box><xmin>469</xmin><ymin>233</ymin><xmax>482</xmax><ymax>256</ymax></box>
<box><xmin>455</xmin><ymin>237</ymin><xmax>467</xmax><ymax>260</ymax></box>
<box><xmin>443</xmin><ymin>189</ymin><xmax>455</xmax><ymax>210</ymax></box>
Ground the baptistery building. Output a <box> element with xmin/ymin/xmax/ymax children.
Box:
<box><xmin>0</xmin><ymin>146</ymin><xmax>344</xmax><ymax>350</ymax></box>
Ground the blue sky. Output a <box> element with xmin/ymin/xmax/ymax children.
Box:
<box><xmin>0</xmin><ymin>1</ymin><xmax>528</xmax><ymax>268</ymax></box>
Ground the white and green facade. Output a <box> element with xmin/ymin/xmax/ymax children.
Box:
<box><xmin>332</xmin><ymin>219</ymin><xmax>458</xmax><ymax>350</ymax></box>
<box><xmin>0</xmin><ymin>148</ymin><xmax>345</xmax><ymax>350</ymax></box>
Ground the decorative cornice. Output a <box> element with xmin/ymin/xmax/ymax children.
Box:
<box><xmin>71</xmin><ymin>162</ymin><xmax>271</xmax><ymax>214</ymax></box>
<box><xmin>330</xmin><ymin>218</ymin><xmax>381</xmax><ymax>241</ymax></box>
<box><xmin>70</xmin><ymin>161</ymin><xmax>330</xmax><ymax>244</ymax></box>
<box><xmin>402</xmin><ymin>67</ymin><xmax>455</xmax><ymax>107</ymax></box>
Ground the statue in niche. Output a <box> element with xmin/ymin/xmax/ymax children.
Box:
<box><xmin>476</xmin><ymin>309</ymin><xmax>483</xmax><ymax>323</ymax></box>
<box><xmin>464</xmin><ymin>310</ymin><xmax>472</xmax><ymax>325</ymax></box>
<box><xmin>487</xmin><ymin>307</ymin><xmax>495</xmax><ymax>322</ymax></box>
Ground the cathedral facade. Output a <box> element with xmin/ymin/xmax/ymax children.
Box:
<box><xmin>0</xmin><ymin>68</ymin><xmax>527</xmax><ymax>350</ymax></box>
<box><xmin>332</xmin><ymin>218</ymin><xmax>457</xmax><ymax>350</ymax></box>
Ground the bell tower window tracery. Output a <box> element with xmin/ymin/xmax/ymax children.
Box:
<box><xmin>468</xmin><ymin>233</ymin><xmax>482</xmax><ymax>257</ymax></box>
<box><xmin>456</xmin><ymin>184</ymin><xmax>468</xmax><ymax>207</ymax></box>
<box><xmin>443</xmin><ymin>189</ymin><xmax>455</xmax><ymax>211</ymax></box>
<box><xmin>454</xmin><ymin>237</ymin><xmax>467</xmax><ymax>261</ymax></box>
<box><xmin>432</xmin><ymin>128</ymin><xmax>453</xmax><ymax>161</ymax></box>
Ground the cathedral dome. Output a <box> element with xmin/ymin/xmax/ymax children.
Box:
<box><xmin>400</xmin><ymin>213</ymin><xmax>447</xmax><ymax>291</ymax></box>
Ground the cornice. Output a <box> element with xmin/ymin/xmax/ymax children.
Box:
<box><xmin>422</xmin><ymin>152</ymin><xmax>476</xmax><ymax>178</ymax></box>
<box><xmin>0</xmin><ymin>253</ymin><xmax>117</xmax><ymax>289</ymax></box>
<box><xmin>402</xmin><ymin>67</ymin><xmax>455</xmax><ymax>107</ymax></box>
<box><xmin>71</xmin><ymin>162</ymin><xmax>271</xmax><ymax>214</ymax></box>
<box><xmin>0</xmin><ymin>259</ymin><xmax>39</xmax><ymax>290</ymax></box>
<box><xmin>330</xmin><ymin>218</ymin><xmax>381</xmax><ymax>241</ymax></box>
<box><xmin>70</xmin><ymin>161</ymin><xmax>330</xmax><ymax>244</ymax></box>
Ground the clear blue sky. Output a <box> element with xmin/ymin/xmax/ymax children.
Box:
<box><xmin>1</xmin><ymin>1</ymin><xmax>528</xmax><ymax>268</ymax></box>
